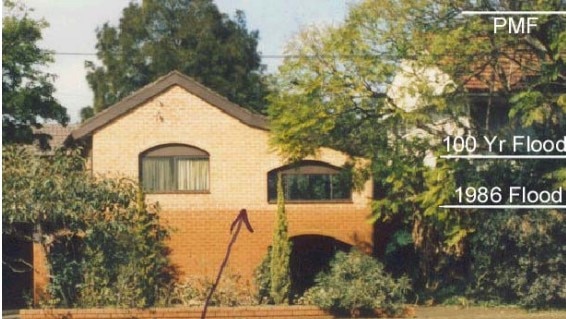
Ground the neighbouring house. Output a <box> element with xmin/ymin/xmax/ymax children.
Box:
<box><xmin>26</xmin><ymin>71</ymin><xmax>374</xmax><ymax>302</ymax></box>
<box><xmin>388</xmin><ymin>45</ymin><xmax>545</xmax><ymax>165</ymax></box>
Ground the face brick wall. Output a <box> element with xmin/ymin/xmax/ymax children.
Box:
<box><xmin>20</xmin><ymin>305</ymin><xmax>334</xmax><ymax>319</ymax></box>
<box><xmin>89</xmin><ymin>85</ymin><xmax>374</xmax><ymax>284</ymax></box>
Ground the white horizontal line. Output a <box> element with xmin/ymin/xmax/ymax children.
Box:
<box><xmin>440</xmin><ymin>205</ymin><xmax>566</xmax><ymax>209</ymax></box>
<box><xmin>440</xmin><ymin>155</ymin><xmax>566</xmax><ymax>159</ymax></box>
<box><xmin>461</xmin><ymin>11</ymin><xmax>566</xmax><ymax>15</ymax></box>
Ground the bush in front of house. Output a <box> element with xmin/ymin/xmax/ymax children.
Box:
<box><xmin>301</xmin><ymin>250</ymin><xmax>410</xmax><ymax>317</ymax></box>
<box><xmin>3</xmin><ymin>146</ymin><xmax>175</xmax><ymax>308</ymax></box>
<box><xmin>469</xmin><ymin>210</ymin><xmax>566</xmax><ymax>309</ymax></box>
<box><xmin>159</xmin><ymin>273</ymin><xmax>257</xmax><ymax>307</ymax></box>
<box><xmin>254</xmin><ymin>246</ymin><xmax>275</xmax><ymax>304</ymax></box>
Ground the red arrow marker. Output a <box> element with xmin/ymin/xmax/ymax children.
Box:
<box><xmin>201</xmin><ymin>209</ymin><xmax>254</xmax><ymax>319</ymax></box>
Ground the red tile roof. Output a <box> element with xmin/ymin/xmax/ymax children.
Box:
<box><xmin>462</xmin><ymin>47</ymin><xmax>540</xmax><ymax>92</ymax></box>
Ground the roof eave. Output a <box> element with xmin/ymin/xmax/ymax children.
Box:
<box><xmin>70</xmin><ymin>71</ymin><xmax>269</xmax><ymax>141</ymax></box>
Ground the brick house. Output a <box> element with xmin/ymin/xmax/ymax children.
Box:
<box><xmin>29</xmin><ymin>71</ymin><xmax>374</xmax><ymax>300</ymax></box>
<box><xmin>18</xmin><ymin>46</ymin><xmax>541</xmax><ymax>305</ymax></box>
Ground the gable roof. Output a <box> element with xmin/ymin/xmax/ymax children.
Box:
<box><xmin>70</xmin><ymin>71</ymin><xmax>268</xmax><ymax>140</ymax></box>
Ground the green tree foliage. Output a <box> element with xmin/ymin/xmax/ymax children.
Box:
<box><xmin>2</xmin><ymin>146</ymin><xmax>174</xmax><ymax>307</ymax></box>
<box><xmin>268</xmin><ymin>0</ymin><xmax>469</xmax><ymax>295</ymax></box>
<box><xmin>470</xmin><ymin>211</ymin><xmax>566</xmax><ymax>308</ymax></box>
<box><xmin>269</xmin><ymin>172</ymin><xmax>292</xmax><ymax>304</ymax></box>
<box><xmin>425</xmin><ymin>0</ymin><xmax>565</xmax><ymax>307</ymax></box>
<box><xmin>268</xmin><ymin>0</ymin><xmax>565</xmax><ymax>301</ymax></box>
<box><xmin>2</xmin><ymin>1</ymin><xmax>69</xmax><ymax>146</ymax></box>
<box><xmin>84</xmin><ymin>0</ymin><xmax>268</xmax><ymax>119</ymax></box>
<box><xmin>254</xmin><ymin>246</ymin><xmax>273</xmax><ymax>304</ymax></box>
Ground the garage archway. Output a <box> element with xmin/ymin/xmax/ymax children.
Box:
<box><xmin>290</xmin><ymin>235</ymin><xmax>351</xmax><ymax>298</ymax></box>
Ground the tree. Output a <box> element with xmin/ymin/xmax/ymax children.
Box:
<box><xmin>84</xmin><ymin>0</ymin><xmax>268</xmax><ymax>119</ymax></box>
<box><xmin>268</xmin><ymin>0</ymin><xmax>565</xmax><ymax>300</ymax></box>
<box><xmin>470</xmin><ymin>210</ymin><xmax>566</xmax><ymax>308</ymax></box>
<box><xmin>269</xmin><ymin>172</ymin><xmax>292</xmax><ymax>304</ymax></box>
<box><xmin>2</xmin><ymin>145</ymin><xmax>174</xmax><ymax>307</ymax></box>
<box><xmin>2</xmin><ymin>0</ymin><xmax>69</xmax><ymax>147</ymax></box>
<box><xmin>268</xmin><ymin>0</ymin><xmax>467</xmax><ymax>294</ymax></box>
<box><xmin>419</xmin><ymin>0</ymin><xmax>566</xmax><ymax>303</ymax></box>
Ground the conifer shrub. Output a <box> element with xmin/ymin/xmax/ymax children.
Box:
<box><xmin>254</xmin><ymin>247</ymin><xmax>274</xmax><ymax>304</ymax></box>
<box><xmin>269</xmin><ymin>172</ymin><xmax>292</xmax><ymax>304</ymax></box>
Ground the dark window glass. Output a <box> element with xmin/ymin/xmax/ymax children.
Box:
<box><xmin>268</xmin><ymin>162</ymin><xmax>351</xmax><ymax>202</ymax></box>
<box><xmin>470</xmin><ymin>102</ymin><xmax>510</xmax><ymax>133</ymax></box>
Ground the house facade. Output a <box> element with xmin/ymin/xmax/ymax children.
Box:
<box><xmin>31</xmin><ymin>71</ymin><xmax>374</xmax><ymax>298</ymax></box>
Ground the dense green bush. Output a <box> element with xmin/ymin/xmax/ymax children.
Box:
<box><xmin>2</xmin><ymin>146</ymin><xmax>174</xmax><ymax>307</ymax></box>
<box><xmin>470</xmin><ymin>210</ymin><xmax>566</xmax><ymax>309</ymax></box>
<box><xmin>254</xmin><ymin>247</ymin><xmax>274</xmax><ymax>304</ymax></box>
<box><xmin>301</xmin><ymin>250</ymin><xmax>410</xmax><ymax>317</ymax></box>
<box><xmin>72</xmin><ymin>191</ymin><xmax>174</xmax><ymax>308</ymax></box>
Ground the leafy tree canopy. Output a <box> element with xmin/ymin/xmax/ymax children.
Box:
<box><xmin>269</xmin><ymin>0</ymin><xmax>565</xmax><ymax>160</ymax></box>
<box><xmin>84</xmin><ymin>0</ymin><xmax>269</xmax><ymax>119</ymax></box>
<box><xmin>268</xmin><ymin>0</ymin><xmax>565</xmax><ymax>298</ymax></box>
<box><xmin>2</xmin><ymin>145</ymin><xmax>173</xmax><ymax>307</ymax></box>
<box><xmin>2</xmin><ymin>0</ymin><xmax>69</xmax><ymax>147</ymax></box>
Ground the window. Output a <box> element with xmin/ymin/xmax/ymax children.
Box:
<box><xmin>469</xmin><ymin>99</ymin><xmax>510</xmax><ymax>133</ymax></box>
<box><xmin>268</xmin><ymin>161</ymin><xmax>352</xmax><ymax>202</ymax></box>
<box><xmin>140</xmin><ymin>144</ymin><xmax>209</xmax><ymax>192</ymax></box>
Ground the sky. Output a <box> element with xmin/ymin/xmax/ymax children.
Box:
<box><xmin>21</xmin><ymin>0</ymin><xmax>355</xmax><ymax>123</ymax></box>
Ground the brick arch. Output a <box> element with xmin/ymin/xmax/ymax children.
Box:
<box><xmin>265</xmin><ymin>159</ymin><xmax>348</xmax><ymax>179</ymax></box>
<box><xmin>290</xmin><ymin>230</ymin><xmax>358</xmax><ymax>248</ymax></box>
<box><xmin>289</xmin><ymin>234</ymin><xmax>351</xmax><ymax>296</ymax></box>
<box><xmin>139</xmin><ymin>143</ymin><xmax>210</xmax><ymax>157</ymax></box>
<box><xmin>267</xmin><ymin>160</ymin><xmax>343</xmax><ymax>174</ymax></box>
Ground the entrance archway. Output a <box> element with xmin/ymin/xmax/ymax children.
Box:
<box><xmin>2</xmin><ymin>233</ymin><xmax>33</xmax><ymax>309</ymax></box>
<box><xmin>290</xmin><ymin>235</ymin><xmax>351</xmax><ymax>297</ymax></box>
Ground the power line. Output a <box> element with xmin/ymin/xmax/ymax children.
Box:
<box><xmin>53</xmin><ymin>52</ymin><xmax>397</xmax><ymax>59</ymax></box>
<box><xmin>54</xmin><ymin>52</ymin><xmax>292</xmax><ymax>58</ymax></box>
<box><xmin>53</xmin><ymin>52</ymin><xmax>403</xmax><ymax>59</ymax></box>
<box><xmin>54</xmin><ymin>52</ymin><xmax>96</xmax><ymax>56</ymax></box>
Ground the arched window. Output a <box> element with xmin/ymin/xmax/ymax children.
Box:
<box><xmin>267</xmin><ymin>161</ymin><xmax>352</xmax><ymax>202</ymax></box>
<box><xmin>140</xmin><ymin>144</ymin><xmax>209</xmax><ymax>192</ymax></box>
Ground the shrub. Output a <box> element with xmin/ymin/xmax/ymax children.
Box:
<box><xmin>2</xmin><ymin>146</ymin><xmax>174</xmax><ymax>307</ymax></box>
<box><xmin>470</xmin><ymin>210</ymin><xmax>566</xmax><ymax>309</ymax></box>
<box><xmin>254</xmin><ymin>247</ymin><xmax>274</xmax><ymax>304</ymax></box>
<box><xmin>270</xmin><ymin>172</ymin><xmax>292</xmax><ymax>304</ymax></box>
<box><xmin>159</xmin><ymin>273</ymin><xmax>256</xmax><ymax>307</ymax></box>
<box><xmin>302</xmin><ymin>250</ymin><xmax>410</xmax><ymax>317</ymax></box>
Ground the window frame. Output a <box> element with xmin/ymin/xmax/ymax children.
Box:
<box><xmin>139</xmin><ymin>144</ymin><xmax>210</xmax><ymax>194</ymax></box>
<box><xmin>267</xmin><ymin>161</ymin><xmax>353</xmax><ymax>204</ymax></box>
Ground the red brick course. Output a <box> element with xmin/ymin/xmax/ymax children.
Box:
<box><xmin>163</xmin><ymin>207</ymin><xmax>373</xmax><ymax>282</ymax></box>
<box><xmin>19</xmin><ymin>306</ymin><xmax>334</xmax><ymax>319</ymax></box>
